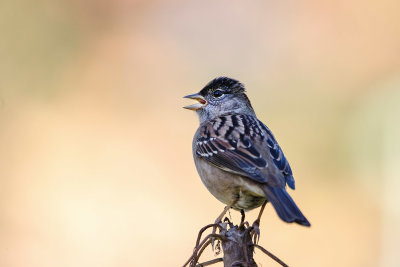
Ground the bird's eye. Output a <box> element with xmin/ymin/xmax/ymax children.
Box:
<box><xmin>213</xmin><ymin>90</ymin><xmax>224</xmax><ymax>98</ymax></box>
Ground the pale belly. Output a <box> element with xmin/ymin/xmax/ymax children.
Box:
<box><xmin>194</xmin><ymin>157</ymin><xmax>266</xmax><ymax>211</ymax></box>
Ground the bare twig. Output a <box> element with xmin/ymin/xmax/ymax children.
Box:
<box><xmin>193</xmin><ymin>239</ymin><xmax>212</xmax><ymax>264</ymax></box>
<box><xmin>184</xmin><ymin>234</ymin><xmax>225</xmax><ymax>267</ymax></box>
<box><xmin>195</xmin><ymin>257</ymin><xmax>223</xmax><ymax>266</ymax></box>
<box><xmin>252</xmin><ymin>244</ymin><xmax>289</xmax><ymax>267</ymax></box>
<box><xmin>190</xmin><ymin>239</ymin><xmax>215</xmax><ymax>267</ymax></box>
<box><xmin>195</xmin><ymin>224</ymin><xmax>222</xmax><ymax>249</ymax></box>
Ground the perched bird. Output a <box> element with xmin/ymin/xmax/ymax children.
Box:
<box><xmin>184</xmin><ymin>77</ymin><xmax>310</xmax><ymax>236</ymax></box>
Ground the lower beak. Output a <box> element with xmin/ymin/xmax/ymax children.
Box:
<box><xmin>183</xmin><ymin>93</ymin><xmax>207</xmax><ymax>110</ymax></box>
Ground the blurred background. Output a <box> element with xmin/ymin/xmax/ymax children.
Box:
<box><xmin>1</xmin><ymin>0</ymin><xmax>400</xmax><ymax>266</ymax></box>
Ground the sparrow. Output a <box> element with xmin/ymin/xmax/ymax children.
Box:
<box><xmin>184</xmin><ymin>77</ymin><xmax>310</xmax><ymax>236</ymax></box>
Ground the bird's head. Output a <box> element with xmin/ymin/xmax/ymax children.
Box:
<box><xmin>184</xmin><ymin>77</ymin><xmax>255</xmax><ymax>124</ymax></box>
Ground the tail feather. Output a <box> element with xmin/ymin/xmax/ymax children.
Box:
<box><xmin>262</xmin><ymin>186</ymin><xmax>310</xmax><ymax>227</ymax></box>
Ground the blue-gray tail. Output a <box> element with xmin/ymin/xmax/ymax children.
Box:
<box><xmin>262</xmin><ymin>186</ymin><xmax>310</xmax><ymax>226</ymax></box>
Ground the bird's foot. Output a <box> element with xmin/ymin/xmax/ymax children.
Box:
<box><xmin>223</xmin><ymin>217</ymin><xmax>233</xmax><ymax>226</ymax></box>
<box><xmin>251</xmin><ymin>219</ymin><xmax>261</xmax><ymax>244</ymax></box>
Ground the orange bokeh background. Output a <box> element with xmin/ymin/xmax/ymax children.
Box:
<box><xmin>1</xmin><ymin>1</ymin><xmax>400</xmax><ymax>266</ymax></box>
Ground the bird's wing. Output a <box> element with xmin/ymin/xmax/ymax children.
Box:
<box><xmin>257</xmin><ymin>119</ymin><xmax>295</xmax><ymax>189</ymax></box>
<box><xmin>195</xmin><ymin>114</ymin><xmax>295</xmax><ymax>189</ymax></box>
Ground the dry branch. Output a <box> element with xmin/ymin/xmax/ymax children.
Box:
<box><xmin>184</xmin><ymin>220</ymin><xmax>288</xmax><ymax>267</ymax></box>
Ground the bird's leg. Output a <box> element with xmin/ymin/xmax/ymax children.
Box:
<box><xmin>214</xmin><ymin>205</ymin><xmax>232</xmax><ymax>225</ymax></box>
<box><xmin>239</xmin><ymin>209</ymin><xmax>245</xmax><ymax>229</ymax></box>
<box><xmin>251</xmin><ymin>200</ymin><xmax>267</xmax><ymax>244</ymax></box>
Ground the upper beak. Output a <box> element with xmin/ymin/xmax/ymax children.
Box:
<box><xmin>183</xmin><ymin>93</ymin><xmax>207</xmax><ymax>110</ymax></box>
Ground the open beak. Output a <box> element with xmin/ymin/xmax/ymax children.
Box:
<box><xmin>183</xmin><ymin>93</ymin><xmax>207</xmax><ymax>110</ymax></box>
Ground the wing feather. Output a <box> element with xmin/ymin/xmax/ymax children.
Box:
<box><xmin>195</xmin><ymin>114</ymin><xmax>296</xmax><ymax>189</ymax></box>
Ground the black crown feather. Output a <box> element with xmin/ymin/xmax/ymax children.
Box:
<box><xmin>200</xmin><ymin>77</ymin><xmax>245</xmax><ymax>96</ymax></box>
